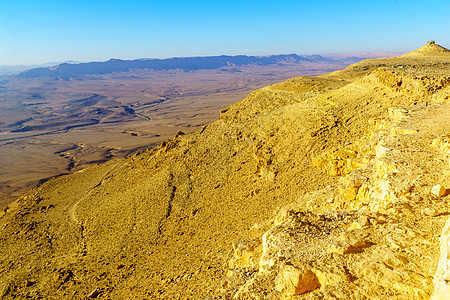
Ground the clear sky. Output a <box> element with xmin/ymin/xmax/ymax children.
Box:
<box><xmin>1</xmin><ymin>0</ymin><xmax>449</xmax><ymax>65</ymax></box>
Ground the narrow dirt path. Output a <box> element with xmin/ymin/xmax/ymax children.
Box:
<box><xmin>68</xmin><ymin>162</ymin><xmax>120</xmax><ymax>225</ymax></box>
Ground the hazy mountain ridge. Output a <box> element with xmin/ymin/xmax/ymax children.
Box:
<box><xmin>0</xmin><ymin>61</ymin><xmax>80</xmax><ymax>77</ymax></box>
<box><xmin>15</xmin><ymin>53</ymin><xmax>400</xmax><ymax>79</ymax></box>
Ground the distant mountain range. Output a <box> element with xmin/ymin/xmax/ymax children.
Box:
<box><xmin>0</xmin><ymin>61</ymin><xmax>80</xmax><ymax>76</ymax></box>
<box><xmin>14</xmin><ymin>53</ymin><xmax>401</xmax><ymax>79</ymax></box>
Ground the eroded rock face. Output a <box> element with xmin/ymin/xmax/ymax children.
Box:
<box><xmin>215</xmin><ymin>46</ymin><xmax>450</xmax><ymax>299</ymax></box>
<box><xmin>432</xmin><ymin>216</ymin><xmax>450</xmax><ymax>299</ymax></box>
<box><xmin>431</xmin><ymin>135</ymin><xmax>450</xmax><ymax>300</ymax></box>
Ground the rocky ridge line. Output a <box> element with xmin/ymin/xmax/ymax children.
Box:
<box><xmin>215</xmin><ymin>65</ymin><xmax>450</xmax><ymax>299</ymax></box>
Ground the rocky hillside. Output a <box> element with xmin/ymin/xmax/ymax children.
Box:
<box><xmin>1</xmin><ymin>42</ymin><xmax>450</xmax><ymax>299</ymax></box>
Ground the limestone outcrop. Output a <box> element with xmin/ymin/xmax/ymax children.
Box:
<box><xmin>216</xmin><ymin>88</ymin><xmax>450</xmax><ymax>298</ymax></box>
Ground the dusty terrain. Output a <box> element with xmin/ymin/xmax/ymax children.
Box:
<box><xmin>0</xmin><ymin>54</ymin><xmax>396</xmax><ymax>207</ymax></box>
<box><xmin>1</xmin><ymin>43</ymin><xmax>449</xmax><ymax>299</ymax></box>
<box><xmin>0</xmin><ymin>62</ymin><xmax>343</xmax><ymax>207</ymax></box>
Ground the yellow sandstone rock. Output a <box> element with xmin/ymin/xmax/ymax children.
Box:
<box><xmin>313</xmin><ymin>269</ymin><xmax>350</xmax><ymax>287</ymax></box>
<box><xmin>347</xmin><ymin>221</ymin><xmax>362</xmax><ymax>231</ymax></box>
<box><xmin>431</xmin><ymin>184</ymin><xmax>447</xmax><ymax>197</ymax></box>
<box><xmin>275</xmin><ymin>265</ymin><xmax>320</xmax><ymax>296</ymax></box>
<box><xmin>312</xmin><ymin>146</ymin><xmax>362</xmax><ymax>177</ymax></box>
<box><xmin>229</xmin><ymin>239</ymin><xmax>262</xmax><ymax>269</ymax></box>
<box><xmin>390</xmin><ymin>127</ymin><xmax>420</xmax><ymax>136</ymax></box>
<box><xmin>327</xmin><ymin>240</ymin><xmax>369</xmax><ymax>254</ymax></box>
<box><xmin>341</xmin><ymin>186</ymin><xmax>359</xmax><ymax>200</ymax></box>
<box><xmin>431</xmin><ymin>216</ymin><xmax>450</xmax><ymax>300</ymax></box>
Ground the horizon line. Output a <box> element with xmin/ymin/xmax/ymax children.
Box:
<box><xmin>0</xmin><ymin>51</ymin><xmax>407</xmax><ymax>68</ymax></box>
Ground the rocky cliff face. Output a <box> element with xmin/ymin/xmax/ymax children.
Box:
<box><xmin>219</xmin><ymin>87</ymin><xmax>450</xmax><ymax>299</ymax></box>
<box><xmin>1</xmin><ymin>43</ymin><xmax>450</xmax><ymax>299</ymax></box>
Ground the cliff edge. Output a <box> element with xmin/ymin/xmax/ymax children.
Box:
<box><xmin>1</xmin><ymin>43</ymin><xmax>450</xmax><ymax>299</ymax></box>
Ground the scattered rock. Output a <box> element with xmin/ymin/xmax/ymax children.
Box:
<box><xmin>431</xmin><ymin>184</ymin><xmax>446</xmax><ymax>197</ymax></box>
<box><xmin>341</xmin><ymin>186</ymin><xmax>358</xmax><ymax>200</ymax></box>
<box><xmin>423</xmin><ymin>208</ymin><xmax>439</xmax><ymax>217</ymax></box>
<box><xmin>347</xmin><ymin>221</ymin><xmax>362</xmax><ymax>231</ymax></box>
<box><xmin>328</xmin><ymin>240</ymin><xmax>370</xmax><ymax>255</ymax></box>
<box><xmin>275</xmin><ymin>265</ymin><xmax>320</xmax><ymax>296</ymax></box>
<box><xmin>25</xmin><ymin>280</ymin><xmax>35</xmax><ymax>287</ymax></box>
<box><xmin>313</xmin><ymin>269</ymin><xmax>350</xmax><ymax>287</ymax></box>
<box><xmin>229</xmin><ymin>239</ymin><xmax>262</xmax><ymax>269</ymax></box>
<box><xmin>343</xmin><ymin>240</ymin><xmax>370</xmax><ymax>254</ymax></box>
<box><xmin>87</xmin><ymin>288</ymin><xmax>100</xmax><ymax>298</ymax></box>
<box><xmin>53</xmin><ymin>269</ymin><xmax>73</xmax><ymax>284</ymax></box>
<box><xmin>411</xmin><ymin>194</ymin><xmax>423</xmax><ymax>202</ymax></box>
<box><xmin>249</xmin><ymin>222</ymin><xmax>271</xmax><ymax>239</ymax></box>
<box><xmin>356</xmin><ymin>215</ymin><xmax>370</xmax><ymax>227</ymax></box>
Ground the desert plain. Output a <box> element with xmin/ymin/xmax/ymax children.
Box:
<box><xmin>0</xmin><ymin>54</ymin><xmax>393</xmax><ymax>207</ymax></box>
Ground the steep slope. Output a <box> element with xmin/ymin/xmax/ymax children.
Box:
<box><xmin>0</xmin><ymin>43</ymin><xmax>449</xmax><ymax>299</ymax></box>
<box><xmin>218</xmin><ymin>84</ymin><xmax>450</xmax><ymax>299</ymax></box>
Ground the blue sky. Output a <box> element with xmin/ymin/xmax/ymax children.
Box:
<box><xmin>0</xmin><ymin>0</ymin><xmax>449</xmax><ymax>65</ymax></box>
